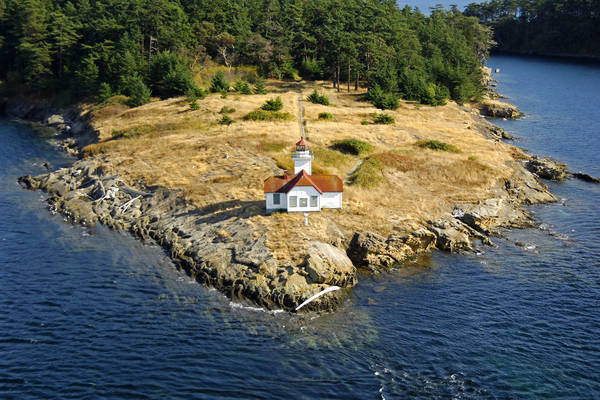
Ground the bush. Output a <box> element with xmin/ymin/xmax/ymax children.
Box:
<box><xmin>416</xmin><ymin>140</ymin><xmax>461</xmax><ymax>153</ymax></box>
<box><xmin>331</xmin><ymin>138</ymin><xmax>373</xmax><ymax>155</ymax></box>
<box><xmin>318</xmin><ymin>112</ymin><xmax>333</xmax><ymax>120</ymax></box>
<box><xmin>244</xmin><ymin>110</ymin><xmax>292</xmax><ymax>121</ymax></box>
<box><xmin>368</xmin><ymin>84</ymin><xmax>399</xmax><ymax>110</ymax></box>
<box><xmin>219</xmin><ymin>115</ymin><xmax>235</xmax><ymax>125</ymax></box>
<box><xmin>261</xmin><ymin>96</ymin><xmax>283</xmax><ymax>111</ymax></box>
<box><xmin>361</xmin><ymin>120</ymin><xmax>369</xmax><ymax>125</ymax></box>
<box><xmin>234</xmin><ymin>79</ymin><xmax>252</xmax><ymax>94</ymax></box>
<box><xmin>220</xmin><ymin>89</ymin><xmax>228</xmax><ymax>98</ymax></box>
<box><xmin>307</xmin><ymin>89</ymin><xmax>330</xmax><ymax>106</ymax></box>
<box><xmin>189</xmin><ymin>100</ymin><xmax>200</xmax><ymax>111</ymax></box>
<box><xmin>210</xmin><ymin>71</ymin><xmax>230</xmax><ymax>93</ymax></box>
<box><xmin>97</xmin><ymin>82</ymin><xmax>112</xmax><ymax>103</ymax></box>
<box><xmin>219</xmin><ymin>106</ymin><xmax>236</xmax><ymax>114</ymax></box>
<box><xmin>373</xmin><ymin>113</ymin><xmax>395</xmax><ymax>124</ymax></box>
<box><xmin>120</xmin><ymin>74</ymin><xmax>151</xmax><ymax>107</ymax></box>
<box><xmin>253</xmin><ymin>78</ymin><xmax>267</xmax><ymax>94</ymax></box>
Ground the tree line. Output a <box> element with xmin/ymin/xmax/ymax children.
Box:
<box><xmin>0</xmin><ymin>0</ymin><xmax>493</xmax><ymax>107</ymax></box>
<box><xmin>465</xmin><ymin>0</ymin><xmax>600</xmax><ymax>58</ymax></box>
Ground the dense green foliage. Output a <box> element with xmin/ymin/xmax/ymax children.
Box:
<box><xmin>373</xmin><ymin>113</ymin><xmax>395</xmax><ymax>124</ymax></box>
<box><xmin>234</xmin><ymin>79</ymin><xmax>252</xmax><ymax>94</ymax></box>
<box><xmin>261</xmin><ymin>97</ymin><xmax>283</xmax><ymax>111</ymax></box>
<box><xmin>210</xmin><ymin>72</ymin><xmax>230</xmax><ymax>93</ymax></box>
<box><xmin>253</xmin><ymin>78</ymin><xmax>267</xmax><ymax>94</ymax></box>
<box><xmin>0</xmin><ymin>0</ymin><xmax>491</xmax><ymax>106</ymax></box>
<box><xmin>218</xmin><ymin>115</ymin><xmax>234</xmax><ymax>125</ymax></box>
<box><xmin>465</xmin><ymin>0</ymin><xmax>600</xmax><ymax>57</ymax></box>
<box><xmin>318</xmin><ymin>112</ymin><xmax>333</xmax><ymax>120</ymax></box>
<box><xmin>331</xmin><ymin>138</ymin><xmax>373</xmax><ymax>155</ymax></box>
<box><xmin>307</xmin><ymin>90</ymin><xmax>330</xmax><ymax>106</ymax></box>
<box><xmin>416</xmin><ymin>139</ymin><xmax>461</xmax><ymax>153</ymax></box>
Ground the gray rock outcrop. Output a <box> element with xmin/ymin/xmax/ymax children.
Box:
<box><xmin>19</xmin><ymin>160</ymin><xmax>357</xmax><ymax>312</ymax></box>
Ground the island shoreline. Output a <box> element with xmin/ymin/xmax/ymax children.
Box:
<box><xmin>2</xmin><ymin>92</ymin><xmax>565</xmax><ymax>313</ymax></box>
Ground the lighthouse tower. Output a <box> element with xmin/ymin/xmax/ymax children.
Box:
<box><xmin>291</xmin><ymin>137</ymin><xmax>314</xmax><ymax>175</ymax></box>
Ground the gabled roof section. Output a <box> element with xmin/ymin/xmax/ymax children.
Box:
<box><xmin>264</xmin><ymin>170</ymin><xmax>343</xmax><ymax>193</ymax></box>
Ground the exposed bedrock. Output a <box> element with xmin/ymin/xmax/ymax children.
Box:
<box><xmin>19</xmin><ymin>159</ymin><xmax>356</xmax><ymax>312</ymax></box>
<box><xmin>477</xmin><ymin>99</ymin><xmax>523</xmax><ymax>119</ymax></box>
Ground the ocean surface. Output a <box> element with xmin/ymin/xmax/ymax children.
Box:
<box><xmin>1</xmin><ymin>55</ymin><xmax>599</xmax><ymax>399</ymax></box>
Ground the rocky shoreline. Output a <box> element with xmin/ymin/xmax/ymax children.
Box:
<box><xmin>2</xmin><ymin>96</ymin><xmax>584</xmax><ymax>313</ymax></box>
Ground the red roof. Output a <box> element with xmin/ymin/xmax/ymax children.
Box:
<box><xmin>296</xmin><ymin>137</ymin><xmax>309</xmax><ymax>147</ymax></box>
<box><xmin>264</xmin><ymin>170</ymin><xmax>343</xmax><ymax>193</ymax></box>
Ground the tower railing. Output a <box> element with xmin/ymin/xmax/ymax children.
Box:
<box><xmin>292</xmin><ymin>150</ymin><xmax>314</xmax><ymax>158</ymax></box>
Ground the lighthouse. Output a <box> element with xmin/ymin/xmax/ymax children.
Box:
<box><xmin>291</xmin><ymin>137</ymin><xmax>314</xmax><ymax>175</ymax></box>
<box><xmin>263</xmin><ymin>137</ymin><xmax>343</xmax><ymax>213</ymax></box>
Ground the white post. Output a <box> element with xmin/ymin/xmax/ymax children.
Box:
<box><xmin>304</xmin><ymin>212</ymin><xmax>309</xmax><ymax>226</ymax></box>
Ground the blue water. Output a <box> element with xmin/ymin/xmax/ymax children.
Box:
<box><xmin>398</xmin><ymin>0</ymin><xmax>474</xmax><ymax>13</ymax></box>
<box><xmin>1</xmin><ymin>55</ymin><xmax>600</xmax><ymax>399</ymax></box>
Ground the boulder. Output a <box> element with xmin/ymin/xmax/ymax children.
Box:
<box><xmin>303</xmin><ymin>242</ymin><xmax>357</xmax><ymax>286</ymax></box>
<box><xmin>477</xmin><ymin>99</ymin><xmax>522</xmax><ymax>119</ymax></box>
<box><xmin>346</xmin><ymin>231</ymin><xmax>433</xmax><ymax>270</ymax></box>
<box><xmin>428</xmin><ymin>219</ymin><xmax>472</xmax><ymax>252</ymax></box>
<box><xmin>46</xmin><ymin>114</ymin><xmax>65</xmax><ymax>126</ymax></box>
<box><xmin>525</xmin><ymin>156</ymin><xmax>568</xmax><ymax>181</ymax></box>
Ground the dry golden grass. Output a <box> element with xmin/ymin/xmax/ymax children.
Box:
<box><xmin>83</xmin><ymin>80</ymin><xmax>519</xmax><ymax>259</ymax></box>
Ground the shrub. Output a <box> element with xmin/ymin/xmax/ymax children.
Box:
<box><xmin>361</xmin><ymin>120</ymin><xmax>369</xmax><ymax>125</ymax></box>
<box><xmin>189</xmin><ymin>100</ymin><xmax>200</xmax><ymax>111</ymax></box>
<box><xmin>368</xmin><ymin>84</ymin><xmax>399</xmax><ymax>110</ymax></box>
<box><xmin>253</xmin><ymin>78</ymin><xmax>267</xmax><ymax>94</ymax></box>
<box><xmin>244</xmin><ymin>110</ymin><xmax>292</xmax><ymax>121</ymax></box>
<box><xmin>331</xmin><ymin>138</ymin><xmax>373</xmax><ymax>155</ymax></box>
<box><xmin>416</xmin><ymin>140</ymin><xmax>461</xmax><ymax>153</ymax></box>
<box><xmin>219</xmin><ymin>115</ymin><xmax>235</xmax><ymax>125</ymax></box>
<box><xmin>97</xmin><ymin>82</ymin><xmax>112</xmax><ymax>103</ymax></box>
<box><xmin>219</xmin><ymin>106</ymin><xmax>236</xmax><ymax>114</ymax></box>
<box><xmin>220</xmin><ymin>89</ymin><xmax>228</xmax><ymax>98</ymax></box>
<box><xmin>307</xmin><ymin>89</ymin><xmax>330</xmax><ymax>105</ymax></box>
<box><xmin>261</xmin><ymin>96</ymin><xmax>283</xmax><ymax>111</ymax></box>
<box><xmin>120</xmin><ymin>74</ymin><xmax>151</xmax><ymax>107</ymax></box>
<box><xmin>373</xmin><ymin>113</ymin><xmax>395</xmax><ymax>124</ymax></box>
<box><xmin>210</xmin><ymin>71</ymin><xmax>230</xmax><ymax>93</ymax></box>
<box><xmin>318</xmin><ymin>112</ymin><xmax>333</xmax><ymax>120</ymax></box>
<box><xmin>234</xmin><ymin>79</ymin><xmax>252</xmax><ymax>94</ymax></box>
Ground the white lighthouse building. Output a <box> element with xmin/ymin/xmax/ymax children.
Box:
<box><xmin>264</xmin><ymin>138</ymin><xmax>343</xmax><ymax>213</ymax></box>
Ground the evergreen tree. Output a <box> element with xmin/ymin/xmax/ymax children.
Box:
<box><xmin>16</xmin><ymin>0</ymin><xmax>52</xmax><ymax>89</ymax></box>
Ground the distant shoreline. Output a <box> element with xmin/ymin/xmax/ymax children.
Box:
<box><xmin>491</xmin><ymin>50</ymin><xmax>600</xmax><ymax>65</ymax></box>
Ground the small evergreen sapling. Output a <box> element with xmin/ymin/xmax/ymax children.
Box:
<box><xmin>253</xmin><ymin>78</ymin><xmax>267</xmax><ymax>94</ymax></box>
<box><xmin>210</xmin><ymin>71</ymin><xmax>229</xmax><ymax>93</ymax></box>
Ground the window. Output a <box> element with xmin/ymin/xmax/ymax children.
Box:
<box><xmin>289</xmin><ymin>196</ymin><xmax>297</xmax><ymax>207</ymax></box>
<box><xmin>273</xmin><ymin>193</ymin><xmax>280</xmax><ymax>205</ymax></box>
<box><xmin>310</xmin><ymin>196</ymin><xmax>318</xmax><ymax>207</ymax></box>
<box><xmin>299</xmin><ymin>198</ymin><xmax>308</xmax><ymax>207</ymax></box>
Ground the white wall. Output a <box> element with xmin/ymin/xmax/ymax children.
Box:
<box><xmin>265</xmin><ymin>193</ymin><xmax>287</xmax><ymax>211</ymax></box>
<box><xmin>321</xmin><ymin>192</ymin><xmax>342</xmax><ymax>209</ymax></box>
<box><xmin>293</xmin><ymin>158</ymin><xmax>311</xmax><ymax>175</ymax></box>
<box><xmin>287</xmin><ymin>186</ymin><xmax>320</xmax><ymax>212</ymax></box>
